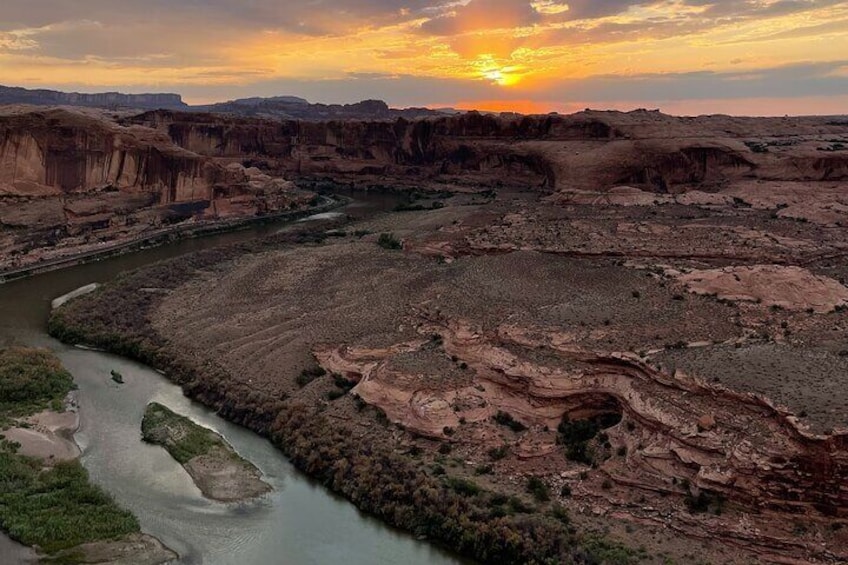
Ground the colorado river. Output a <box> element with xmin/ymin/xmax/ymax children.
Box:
<box><xmin>0</xmin><ymin>193</ymin><xmax>464</xmax><ymax>565</ymax></box>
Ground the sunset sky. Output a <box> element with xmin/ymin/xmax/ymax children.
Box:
<box><xmin>1</xmin><ymin>1</ymin><xmax>847</xmax><ymax>115</ymax></box>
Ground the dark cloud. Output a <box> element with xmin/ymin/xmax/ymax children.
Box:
<box><xmin>0</xmin><ymin>0</ymin><xmax>447</xmax><ymax>34</ymax></box>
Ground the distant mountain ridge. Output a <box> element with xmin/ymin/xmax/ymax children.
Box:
<box><xmin>0</xmin><ymin>85</ymin><xmax>188</xmax><ymax>110</ymax></box>
<box><xmin>0</xmin><ymin>85</ymin><xmax>452</xmax><ymax>120</ymax></box>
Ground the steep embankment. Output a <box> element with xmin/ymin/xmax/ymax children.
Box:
<box><xmin>5</xmin><ymin>107</ymin><xmax>847</xmax><ymax>274</ymax></box>
<box><xmin>0</xmin><ymin>107</ymin><xmax>314</xmax><ymax>273</ymax></box>
<box><xmin>131</xmin><ymin>109</ymin><xmax>848</xmax><ymax>197</ymax></box>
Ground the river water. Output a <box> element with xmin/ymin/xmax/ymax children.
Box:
<box><xmin>0</xmin><ymin>193</ymin><xmax>463</xmax><ymax>565</ymax></box>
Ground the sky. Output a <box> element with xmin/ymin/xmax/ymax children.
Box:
<box><xmin>1</xmin><ymin>0</ymin><xmax>847</xmax><ymax>115</ymax></box>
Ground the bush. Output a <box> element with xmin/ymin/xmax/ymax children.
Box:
<box><xmin>557</xmin><ymin>413</ymin><xmax>621</xmax><ymax>466</ymax></box>
<box><xmin>445</xmin><ymin>476</ymin><xmax>482</xmax><ymax>497</ymax></box>
<box><xmin>487</xmin><ymin>445</ymin><xmax>509</xmax><ymax>461</ymax></box>
<box><xmin>0</xmin><ymin>454</ymin><xmax>138</xmax><ymax>554</ymax></box>
<box><xmin>377</xmin><ymin>233</ymin><xmax>402</xmax><ymax>250</ymax></box>
<box><xmin>526</xmin><ymin>477</ymin><xmax>550</xmax><ymax>502</ymax></box>
<box><xmin>0</xmin><ymin>347</ymin><xmax>75</xmax><ymax>425</ymax></box>
<box><xmin>296</xmin><ymin>366</ymin><xmax>327</xmax><ymax>387</ymax></box>
<box><xmin>493</xmin><ymin>411</ymin><xmax>528</xmax><ymax>433</ymax></box>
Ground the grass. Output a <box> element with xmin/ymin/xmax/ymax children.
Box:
<box><xmin>0</xmin><ymin>347</ymin><xmax>75</xmax><ymax>428</ymax></box>
<box><xmin>141</xmin><ymin>402</ymin><xmax>225</xmax><ymax>464</ymax></box>
<box><xmin>0</xmin><ymin>453</ymin><xmax>139</xmax><ymax>554</ymax></box>
<box><xmin>0</xmin><ymin>347</ymin><xmax>138</xmax><ymax>555</ymax></box>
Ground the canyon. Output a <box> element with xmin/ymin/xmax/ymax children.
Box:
<box><xmin>5</xmin><ymin>100</ymin><xmax>848</xmax><ymax>563</ymax></box>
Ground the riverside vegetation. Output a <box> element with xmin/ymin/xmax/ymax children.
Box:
<box><xmin>48</xmin><ymin>225</ymin><xmax>644</xmax><ymax>565</ymax></box>
<box><xmin>0</xmin><ymin>347</ymin><xmax>141</xmax><ymax>556</ymax></box>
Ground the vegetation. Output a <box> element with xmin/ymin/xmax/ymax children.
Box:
<box><xmin>557</xmin><ymin>412</ymin><xmax>622</xmax><ymax>466</ymax></box>
<box><xmin>296</xmin><ymin>366</ymin><xmax>326</xmax><ymax>387</ymax></box>
<box><xmin>493</xmin><ymin>410</ymin><xmax>528</xmax><ymax>432</ymax></box>
<box><xmin>0</xmin><ymin>453</ymin><xmax>139</xmax><ymax>553</ymax></box>
<box><xmin>0</xmin><ymin>347</ymin><xmax>138</xmax><ymax>555</ymax></box>
<box><xmin>0</xmin><ymin>347</ymin><xmax>75</xmax><ymax>427</ymax></box>
<box><xmin>488</xmin><ymin>445</ymin><xmax>509</xmax><ymax>460</ymax></box>
<box><xmin>377</xmin><ymin>233</ymin><xmax>402</xmax><ymax>250</ymax></box>
<box><xmin>141</xmin><ymin>402</ymin><xmax>225</xmax><ymax>464</ymax></box>
<box><xmin>527</xmin><ymin>477</ymin><xmax>551</xmax><ymax>502</ymax></box>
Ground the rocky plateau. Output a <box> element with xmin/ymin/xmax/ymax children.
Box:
<box><xmin>35</xmin><ymin>103</ymin><xmax>848</xmax><ymax>563</ymax></box>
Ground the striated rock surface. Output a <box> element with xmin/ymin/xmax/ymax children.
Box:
<box><xmin>677</xmin><ymin>266</ymin><xmax>848</xmax><ymax>313</ymax></box>
<box><xmin>0</xmin><ymin>107</ymin><xmax>312</xmax><ymax>273</ymax></box>
<box><xmin>130</xmin><ymin>109</ymin><xmax>848</xmax><ymax>197</ymax></box>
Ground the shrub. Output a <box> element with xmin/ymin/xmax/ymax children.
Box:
<box><xmin>445</xmin><ymin>477</ymin><xmax>481</xmax><ymax>497</ymax></box>
<box><xmin>377</xmin><ymin>233</ymin><xmax>402</xmax><ymax>250</ymax></box>
<box><xmin>526</xmin><ymin>477</ymin><xmax>550</xmax><ymax>502</ymax></box>
<box><xmin>296</xmin><ymin>366</ymin><xmax>327</xmax><ymax>387</ymax></box>
<box><xmin>0</xmin><ymin>347</ymin><xmax>75</xmax><ymax>425</ymax></box>
<box><xmin>487</xmin><ymin>445</ymin><xmax>509</xmax><ymax>461</ymax></box>
<box><xmin>493</xmin><ymin>411</ymin><xmax>528</xmax><ymax>433</ymax></box>
<box><xmin>0</xmin><ymin>454</ymin><xmax>138</xmax><ymax>553</ymax></box>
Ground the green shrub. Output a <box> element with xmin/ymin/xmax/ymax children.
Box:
<box><xmin>141</xmin><ymin>402</ymin><xmax>223</xmax><ymax>464</ymax></box>
<box><xmin>0</xmin><ymin>347</ymin><xmax>75</xmax><ymax>425</ymax></box>
<box><xmin>0</xmin><ymin>454</ymin><xmax>138</xmax><ymax>553</ymax></box>
<box><xmin>377</xmin><ymin>233</ymin><xmax>402</xmax><ymax>250</ymax></box>
<box><xmin>526</xmin><ymin>477</ymin><xmax>550</xmax><ymax>502</ymax></box>
<box><xmin>493</xmin><ymin>411</ymin><xmax>527</xmax><ymax>432</ymax></box>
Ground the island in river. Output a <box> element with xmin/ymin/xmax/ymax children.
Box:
<box><xmin>0</xmin><ymin>346</ymin><xmax>176</xmax><ymax>564</ymax></box>
<box><xmin>142</xmin><ymin>401</ymin><xmax>271</xmax><ymax>502</ymax></box>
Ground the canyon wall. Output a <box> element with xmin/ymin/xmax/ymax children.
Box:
<box><xmin>131</xmin><ymin>109</ymin><xmax>848</xmax><ymax>194</ymax></box>
<box><xmin>4</xmin><ymin>105</ymin><xmax>848</xmax><ymax>274</ymax></box>
<box><xmin>0</xmin><ymin>85</ymin><xmax>187</xmax><ymax>110</ymax></box>
<box><xmin>0</xmin><ymin>108</ymin><xmax>310</xmax><ymax>273</ymax></box>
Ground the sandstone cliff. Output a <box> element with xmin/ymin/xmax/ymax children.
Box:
<box><xmin>0</xmin><ymin>85</ymin><xmax>187</xmax><ymax>110</ymax></box>
<box><xmin>0</xmin><ymin>107</ymin><xmax>310</xmax><ymax>273</ymax></box>
<box><xmin>130</xmin><ymin>109</ymin><xmax>848</xmax><ymax>196</ymax></box>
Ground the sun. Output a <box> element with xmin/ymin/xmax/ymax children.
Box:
<box><xmin>483</xmin><ymin>67</ymin><xmax>521</xmax><ymax>87</ymax></box>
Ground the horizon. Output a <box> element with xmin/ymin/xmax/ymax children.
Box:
<box><xmin>1</xmin><ymin>1</ymin><xmax>847</xmax><ymax>116</ymax></box>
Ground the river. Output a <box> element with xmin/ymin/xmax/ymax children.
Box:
<box><xmin>0</xmin><ymin>192</ymin><xmax>463</xmax><ymax>565</ymax></box>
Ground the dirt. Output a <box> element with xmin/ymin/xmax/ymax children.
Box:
<box><xmin>3</xmin><ymin>403</ymin><xmax>81</xmax><ymax>461</ymax></box>
<box><xmin>48</xmin><ymin>533</ymin><xmax>177</xmax><ymax>564</ymax></box>
<box><xmin>183</xmin><ymin>448</ymin><xmax>271</xmax><ymax>503</ymax></box>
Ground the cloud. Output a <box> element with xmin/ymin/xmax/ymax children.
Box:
<box><xmin>1</xmin><ymin>0</ymin><xmax>847</xmax><ymax>115</ymax></box>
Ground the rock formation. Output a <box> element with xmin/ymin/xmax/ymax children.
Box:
<box><xmin>130</xmin><ymin>108</ymin><xmax>848</xmax><ymax>198</ymax></box>
<box><xmin>0</xmin><ymin>107</ymin><xmax>312</xmax><ymax>273</ymax></box>
<box><xmin>0</xmin><ymin>85</ymin><xmax>187</xmax><ymax>110</ymax></box>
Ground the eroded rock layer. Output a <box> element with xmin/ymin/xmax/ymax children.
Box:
<box><xmin>0</xmin><ymin>107</ymin><xmax>312</xmax><ymax>272</ymax></box>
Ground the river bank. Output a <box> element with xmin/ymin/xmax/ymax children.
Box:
<box><xmin>0</xmin><ymin>346</ymin><xmax>177</xmax><ymax>564</ymax></box>
<box><xmin>0</xmin><ymin>195</ymin><xmax>344</xmax><ymax>284</ymax></box>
